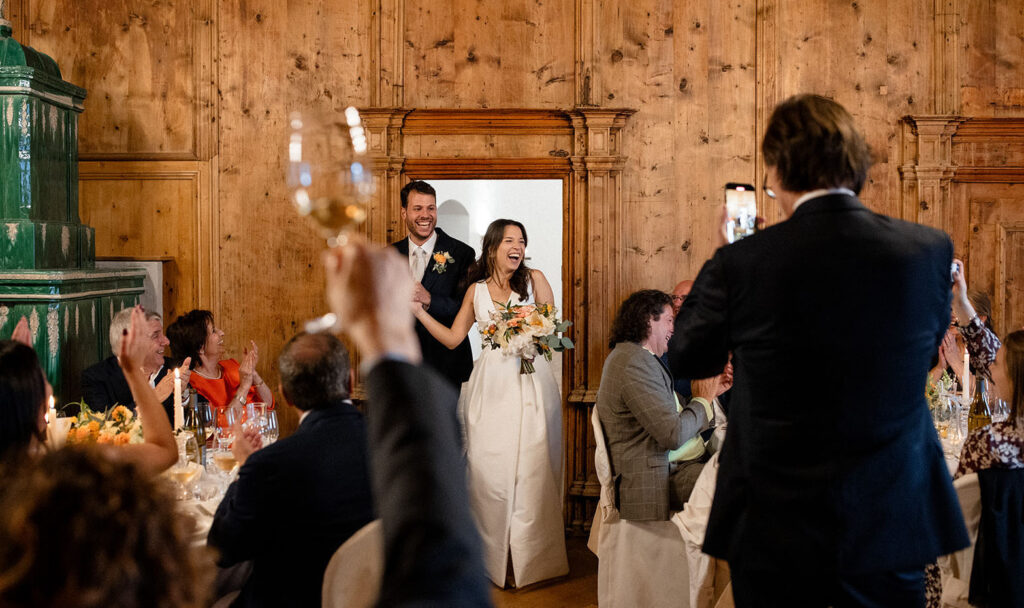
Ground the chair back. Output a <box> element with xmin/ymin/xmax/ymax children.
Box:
<box><xmin>322</xmin><ymin>519</ymin><xmax>383</xmax><ymax>608</ymax></box>
<box><xmin>970</xmin><ymin>468</ymin><xmax>1024</xmax><ymax>606</ymax></box>
<box><xmin>938</xmin><ymin>473</ymin><xmax>980</xmax><ymax>607</ymax></box>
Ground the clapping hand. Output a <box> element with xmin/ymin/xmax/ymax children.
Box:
<box><xmin>942</xmin><ymin>328</ymin><xmax>965</xmax><ymax>378</ymax></box>
<box><xmin>154</xmin><ymin>357</ymin><xmax>192</xmax><ymax>402</ymax></box>
<box><xmin>691</xmin><ymin>374</ymin><xmax>722</xmax><ymax>404</ymax></box>
<box><xmin>230</xmin><ymin>418</ymin><xmax>263</xmax><ymax>465</ymax></box>
<box><xmin>239</xmin><ymin>341</ymin><xmax>258</xmax><ymax>383</ymax></box>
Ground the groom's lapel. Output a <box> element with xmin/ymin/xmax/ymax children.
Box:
<box><xmin>419</xmin><ymin>231</ymin><xmax>446</xmax><ymax>291</ymax></box>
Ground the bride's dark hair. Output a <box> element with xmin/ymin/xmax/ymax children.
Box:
<box><xmin>464</xmin><ymin>219</ymin><xmax>532</xmax><ymax>301</ymax></box>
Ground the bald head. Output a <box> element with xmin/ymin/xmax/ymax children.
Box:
<box><xmin>671</xmin><ymin>280</ymin><xmax>694</xmax><ymax>315</ymax></box>
<box><xmin>278</xmin><ymin>333</ymin><xmax>351</xmax><ymax>411</ymax></box>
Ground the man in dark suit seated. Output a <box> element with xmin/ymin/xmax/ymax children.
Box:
<box><xmin>207</xmin><ymin>332</ymin><xmax>375</xmax><ymax>608</ymax></box>
<box><xmin>669</xmin><ymin>94</ymin><xmax>969</xmax><ymax>606</ymax></box>
<box><xmin>80</xmin><ymin>307</ymin><xmax>182</xmax><ymax>421</ymax></box>
<box><xmin>390</xmin><ymin>180</ymin><xmax>475</xmax><ymax>388</ymax></box>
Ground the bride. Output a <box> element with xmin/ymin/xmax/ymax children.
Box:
<box><xmin>413</xmin><ymin>218</ymin><xmax>569</xmax><ymax>588</ymax></box>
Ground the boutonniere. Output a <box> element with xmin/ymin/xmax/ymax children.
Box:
<box><xmin>431</xmin><ymin>251</ymin><xmax>455</xmax><ymax>273</ymax></box>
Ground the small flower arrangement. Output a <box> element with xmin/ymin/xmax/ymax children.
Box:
<box><xmin>432</xmin><ymin>251</ymin><xmax>455</xmax><ymax>273</ymax></box>
<box><xmin>482</xmin><ymin>301</ymin><xmax>574</xmax><ymax>374</ymax></box>
<box><xmin>64</xmin><ymin>401</ymin><xmax>143</xmax><ymax>446</ymax></box>
<box><xmin>926</xmin><ymin>370</ymin><xmax>955</xmax><ymax>411</ymax></box>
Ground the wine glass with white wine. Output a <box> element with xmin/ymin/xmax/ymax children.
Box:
<box><xmin>287</xmin><ymin>107</ymin><xmax>373</xmax><ymax>333</ymax></box>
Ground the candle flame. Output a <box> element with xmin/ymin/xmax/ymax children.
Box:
<box><xmin>49</xmin><ymin>395</ymin><xmax>55</xmax><ymax>409</ymax></box>
<box><xmin>174</xmin><ymin>367</ymin><xmax>180</xmax><ymax>379</ymax></box>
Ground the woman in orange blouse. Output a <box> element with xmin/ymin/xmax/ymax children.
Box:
<box><xmin>167</xmin><ymin>310</ymin><xmax>274</xmax><ymax>426</ymax></box>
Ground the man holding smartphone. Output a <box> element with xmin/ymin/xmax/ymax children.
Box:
<box><xmin>668</xmin><ymin>94</ymin><xmax>968</xmax><ymax>606</ymax></box>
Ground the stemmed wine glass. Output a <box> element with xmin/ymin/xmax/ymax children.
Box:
<box><xmin>286</xmin><ymin>107</ymin><xmax>374</xmax><ymax>333</ymax></box>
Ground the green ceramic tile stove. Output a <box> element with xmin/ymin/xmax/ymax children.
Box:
<box><xmin>1</xmin><ymin>14</ymin><xmax>145</xmax><ymax>405</ymax></box>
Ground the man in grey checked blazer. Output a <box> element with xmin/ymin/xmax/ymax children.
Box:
<box><xmin>596</xmin><ymin>290</ymin><xmax>721</xmax><ymax>521</ymax></box>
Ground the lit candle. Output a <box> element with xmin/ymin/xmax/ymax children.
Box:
<box><xmin>962</xmin><ymin>350</ymin><xmax>971</xmax><ymax>402</ymax></box>
<box><xmin>173</xmin><ymin>368</ymin><xmax>184</xmax><ymax>430</ymax></box>
<box><xmin>47</xmin><ymin>395</ymin><xmax>56</xmax><ymax>424</ymax></box>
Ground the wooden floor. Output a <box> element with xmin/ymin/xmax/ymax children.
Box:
<box><xmin>492</xmin><ymin>536</ymin><xmax>598</xmax><ymax>608</ymax></box>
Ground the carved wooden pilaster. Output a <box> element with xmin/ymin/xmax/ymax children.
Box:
<box><xmin>565</xmin><ymin>107</ymin><xmax>634</xmax><ymax>532</ymax></box>
<box><xmin>359</xmin><ymin>108</ymin><xmax>411</xmax><ymax>245</ymax></box>
<box><xmin>899</xmin><ymin>116</ymin><xmax>964</xmax><ymax>247</ymax></box>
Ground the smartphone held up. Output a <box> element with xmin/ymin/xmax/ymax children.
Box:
<box><xmin>725</xmin><ymin>182</ymin><xmax>757</xmax><ymax>243</ymax></box>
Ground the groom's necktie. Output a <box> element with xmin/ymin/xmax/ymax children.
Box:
<box><xmin>411</xmin><ymin>247</ymin><xmax>428</xmax><ymax>282</ymax></box>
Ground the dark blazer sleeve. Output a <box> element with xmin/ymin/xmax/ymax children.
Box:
<box><xmin>364</xmin><ymin>359</ymin><xmax>491</xmax><ymax>608</ymax></box>
<box><xmin>80</xmin><ymin>360</ymin><xmax>117</xmax><ymax>411</ymax></box>
<box><xmin>428</xmin><ymin>239</ymin><xmax>475</xmax><ymax>321</ymax></box>
<box><xmin>207</xmin><ymin>453</ymin><xmax>275</xmax><ymax>567</ymax></box>
<box><xmin>669</xmin><ymin>250</ymin><xmax>731</xmax><ymax>380</ymax></box>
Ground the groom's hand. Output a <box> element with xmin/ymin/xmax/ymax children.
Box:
<box><xmin>412</xmin><ymin>284</ymin><xmax>432</xmax><ymax>310</ymax></box>
<box><xmin>324</xmin><ymin>237</ymin><xmax>422</xmax><ymax>366</ymax></box>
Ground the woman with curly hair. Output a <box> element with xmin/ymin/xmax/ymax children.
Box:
<box><xmin>0</xmin><ymin>446</ymin><xmax>214</xmax><ymax>607</ymax></box>
<box><xmin>413</xmin><ymin>218</ymin><xmax>568</xmax><ymax>588</ymax></box>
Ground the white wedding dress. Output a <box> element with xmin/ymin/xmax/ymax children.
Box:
<box><xmin>459</xmin><ymin>281</ymin><xmax>569</xmax><ymax>587</ymax></box>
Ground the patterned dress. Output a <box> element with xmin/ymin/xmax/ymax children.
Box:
<box><xmin>959</xmin><ymin>316</ymin><xmax>1002</xmax><ymax>382</ymax></box>
<box><xmin>926</xmin><ymin>420</ymin><xmax>1024</xmax><ymax>607</ymax></box>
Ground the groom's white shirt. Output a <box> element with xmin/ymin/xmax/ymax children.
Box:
<box><xmin>407</xmin><ymin>230</ymin><xmax>438</xmax><ymax>269</ymax></box>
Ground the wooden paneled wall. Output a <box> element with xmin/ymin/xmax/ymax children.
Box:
<box><xmin>8</xmin><ymin>0</ymin><xmax>1023</xmax><ymax>530</ymax></box>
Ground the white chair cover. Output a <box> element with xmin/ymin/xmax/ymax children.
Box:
<box><xmin>589</xmin><ymin>408</ymin><xmax>690</xmax><ymax>608</ymax></box>
<box><xmin>938</xmin><ymin>473</ymin><xmax>981</xmax><ymax>608</ymax></box>
<box><xmin>322</xmin><ymin>519</ymin><xmax>384</xmax><ymax>608</ymax></box>
<box><xmin>673</xmin><ymin>400</ymin><xmax>729</xmax><ymax>608</ymax></box>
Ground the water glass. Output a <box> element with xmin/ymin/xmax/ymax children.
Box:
<box><xmin>263</xmin><ymin>410</ymin><xmax>279</xmax><ymax>445</ymax></box>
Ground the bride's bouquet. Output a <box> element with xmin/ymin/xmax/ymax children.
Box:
<box><xmin>481</xmin><ymin>301</ymin><xmax>574</xmax><ymax>374</ymax></box>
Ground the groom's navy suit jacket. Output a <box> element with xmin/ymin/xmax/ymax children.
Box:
<box><xmin>391</xmin><ymin>228</ymin><xmax>475</xmax><ymax>387</ymax></box>
<box><xmin>669</xmin><ymin>194</ymin><xmax>969</xmax><ymax>575</ymax></box>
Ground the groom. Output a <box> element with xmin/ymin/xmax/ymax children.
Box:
<box><xmin>391</xmin><ymin>180</ymin><xmax>475</xmax><ymax>388</ymax></box>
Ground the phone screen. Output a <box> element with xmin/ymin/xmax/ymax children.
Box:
<box><xmin>724</xmin><ymin>182</ymin><xmax>756</xmax><ymax>243</ymax></box>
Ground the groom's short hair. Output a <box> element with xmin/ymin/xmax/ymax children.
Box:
<box><xmin>278</xmin><ymin>333</ymin><xmax>350</xmax><ymax>411</ymax></box>
<box><xmin>400</xmin><ymin>180</ymin><xmax>436</xmax><ymax>208</ymax></box>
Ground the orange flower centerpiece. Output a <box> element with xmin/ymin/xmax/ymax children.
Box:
<box><xmin>65</xmin><ymin>402</ymin><xmax>144</xmax><ymax>446</ymax></box>
<box><xmin>482</xmin><ymin>301</ymin><xmax>574</xmax><ymax>374</ymax></box>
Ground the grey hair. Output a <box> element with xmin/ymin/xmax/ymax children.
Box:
<box><xmin>277</xmin><ymin>333</ymin><xmax>350</xmax><ymax>411</ymax></box>
<box><xmin>108</xmin><ymin>307</ymin><xmax>162</xmax><ymax>355</ymax></box>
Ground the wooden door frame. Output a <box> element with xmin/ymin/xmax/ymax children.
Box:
<box><xmin>900</xmin><ymin>116</ymin><xmax>1024</xmax><ymax>336</ymax></box>
<box><xmin>360</xmin><ymin>107</ymin><xmax>634</xmax><ymax>531</ymax></box>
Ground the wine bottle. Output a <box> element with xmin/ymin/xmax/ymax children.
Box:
<box><xmin>967</xmin><ymin>377</ymin><xmax>992</xmax><ymax>434</ymax></box>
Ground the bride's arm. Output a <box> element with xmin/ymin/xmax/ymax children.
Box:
<box><xmin>413</xmin><ymin>287</ymin><xmax>477</xmax><ymax>350</ymax></box>
<box><xmin>530</xmin><ymin>269</ymin><xmax>555</xmax><ymax>306</ymax></box>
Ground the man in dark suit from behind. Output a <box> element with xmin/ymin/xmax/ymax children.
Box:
<box><xmin>80</xmin><ymin>306</ymin><xmax>181</xmax><ymax>421</ymax></box>
<box><xmin>207</xmin><ymin>332</ymin><xmax>374</xmax><ymax>608</ymax></box>
<box><xmin>390</xmin><ymin>180</ymin><xmax>475</xmax><ymax>388</ymax></box>
<box><xmin>669</xmin><ymin>94</ymin><xmax>969</xmax><ymax>606</ymax></box>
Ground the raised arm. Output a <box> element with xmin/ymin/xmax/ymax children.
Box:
<box><xmin>107</xmin><ymin>307</ymin><xmax>178</xmax><ymax>476</ymax></box>
<box><xmin>413</xmin><ymin>286</ymin><xmax>477</xmax><ymax>350</ymax></box>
